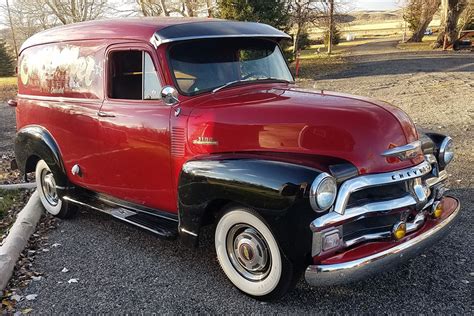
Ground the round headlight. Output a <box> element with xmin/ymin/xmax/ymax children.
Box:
<box><xmin>439</xmin><ymin>136</ymin><xmax>454</xmax><ymax>167</ymax></box>
<box><xmin>310</xmin><ymin>173</ymin><xmax>337</xmax><ymax>212</ymax></box>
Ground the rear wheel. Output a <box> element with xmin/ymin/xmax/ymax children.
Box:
<box><xmin>215</xmin><ymin>206</ymin><xmax>298</xmax><ymax>300</ymax></box>
<box><xmin>35</xmin><ymin>160</ymin><xmax>76</xmax><ymax>218</ymax></box>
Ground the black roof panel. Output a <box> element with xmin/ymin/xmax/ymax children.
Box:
<box><xmin>153</xmin><ymin>20</ymin><xmax>290</xmax><ymax>45</ymax></box>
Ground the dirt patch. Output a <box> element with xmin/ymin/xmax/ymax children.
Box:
<box><xmin>1</xmin><ymin>152</ymin><xmax>26</xmax><ymax>185</ymax></box>
<box><xmin>0</xmin><ymin>77</ymin><xmax>17</xmax><ymax>103</ymax></box>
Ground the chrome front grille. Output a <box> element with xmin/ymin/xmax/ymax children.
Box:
<box><xmin>332</xmin><ymin>160</ymin><xmax>432</xmax><ymax>215</ymax></box>
<box><xmin>310</xmin><ymin>156</ymin><xmax>448</xmax><ymax>256</ymax></box>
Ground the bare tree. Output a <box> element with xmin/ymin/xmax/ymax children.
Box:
<box><xmin>137</xmin><ymin>0</ymin><xmax>167</xmax><ymax>16</ymax></box>
<box><xmin>136</xmin><ymin>0</ymin><xmax>213</xmax><ymax>17</ymax></box>
<box><xmin>327</xmin><ymin>0</ymin><xmax>334</xmax><ymax>54</ymax></box>
<box><xmin>289</xmin><ymin>0</ymin><xmax>324</xmax><ymax>54</ymax></box>
<box><xmin>206</xmin><ymin>0</ymin><xmax>214</xmax><ymax>17</ymax></box>
<box><xmin>5</xmin><ymin>0</ymin><xmax>18</xmax><ymax>58</ymax></box>
<box><xmin>434</xmin><ymin>0</ymin><xmax>469</xmax><ymax>47</ymax></box>
<box><xmin>42</xmin><ymin>0</ymin><xmax>108</xmax><ymax>24</ymax></box>
<box><xmin>0</xmin><ymin>0</ymin><xmax>54</xmax><ymax>52</ymax></box>
<box><xmin>458</xmin><ymin>0</ymin><xmax>473</xmax><ymax>30</ymax></box>
<box><xmin>404</xmin><ymin>0</ymin><xmax>441</xmax><ymax>42</ymax></box>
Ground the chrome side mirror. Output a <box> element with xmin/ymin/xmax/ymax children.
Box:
<box><xmin>161</xmin><ymin>86</ymin><xmax>179</xmax><ymax>105</ymax></box>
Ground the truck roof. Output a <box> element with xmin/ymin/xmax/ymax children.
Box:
<box><xmin>20</xmin><ymin>17</ymin><xmax>290</xmax><ymax>54</ymax></box>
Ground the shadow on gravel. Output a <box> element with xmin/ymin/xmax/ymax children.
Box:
<box><xmin>325</xmin><ymin>53</ymin><xmax>474</xmax><ymax>80</ymax></box>
<box><xmin>14</xmin><ymin>188</ymin><xmax>472</xmax><ymax>313</ymax></box>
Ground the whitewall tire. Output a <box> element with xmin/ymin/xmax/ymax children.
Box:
<box><xmin>215</xmin><ymin>207</ymin><xmax>296</xmax><ymax>300</ymax></box>
<box><xmin>35</xmin><ymin>160</ymin><xmax>75</xmax><ymax>218</ymax></box>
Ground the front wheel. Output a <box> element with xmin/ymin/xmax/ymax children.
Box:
<box><xmin>35</xmin><ymin>160</ymin><xmax>76</xmax><ymax>218</ymax></box>
<box><xmin>215</xmin><ymin>206</ymin><xmax>298</xmax><ymax>300</ymax></box>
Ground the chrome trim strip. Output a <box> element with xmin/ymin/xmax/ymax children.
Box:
<box><xmin>406</xmin><ymin>212</ymin><xmax>426</xmax><ymax>233</ymax></box>
<box><xmin>424</xmin><ymin>154</ymin><xmax>437</xmax><ymax>164</ymax></box>
<box><xmin>63</xmin><ymin>196</ymin><xmax>108</xmax><ymax>213</ymax></box>
<box><xmin>17</xmin><ymin>93</ymin><xmax>101</xmax><ymax>104</ymax></box>
<box><xmin>180</xmin><ymin>227</ymin><xmax>198</xmax><ymax>237</ymax></box>
<box><xmin>311</xmin><ymin>194</ymin><xmax>416</xmax><ymax>232</ymax></box>
<box><xmin>333</xmin><ymin>160</ymin><xmax>432</xmax><ymax>214</ymax></box>
<box><xmin>344</xmin><ymin>232</ymin><xmax>391</xmax><ymax>247</ymax></box>
<box><xmin>381</xmin><ymin>140</ymin><xmax>422</xmax><ymax>160</ymax></box>
<box><xmin>305</xmin><ymin>197</ymin><xmax>460</xmax><ymax>286</ymax></box>
<box><xmin>342</xmin><ymin>210</ymin><xmax>426</xmax><ymax>247</ymax></box>
<box><xmin>426</xmin><ymin>170</ymin><xmax>447</xmax><ymax>187</ymax></box>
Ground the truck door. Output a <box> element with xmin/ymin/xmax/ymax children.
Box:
<box><xmin>96</xmin><ymin>43</ymin><xmax>175</xmax><ymax>213</ymax></box>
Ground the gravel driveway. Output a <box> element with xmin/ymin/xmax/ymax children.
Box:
<box><xmin>6</xmin><ymin>41</ymin><xmax>474</xmax><ymax>313</ymax></box>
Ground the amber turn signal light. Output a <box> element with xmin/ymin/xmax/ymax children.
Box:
<box><xmin>432</xmin><ymin>201</ymin><xmax>443</xmax><ymax>219</ymax></box>
<box><xmin>392</xmin><ymin>222</ymin><xmax>407</xmax><ymax>240</ymax></box>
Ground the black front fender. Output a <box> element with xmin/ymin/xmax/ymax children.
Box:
<box><xmin>178</xmin><ymin>158</ymin><xmax>323</xmax><ymax>266</ymax></box>
<box><xmin>14</xmin><ymin>125</ymin><xmax>69</xmax><ymax>188</ymax></box>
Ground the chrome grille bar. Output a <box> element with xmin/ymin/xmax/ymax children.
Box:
<box><xmin>311</xmin><ymin>194</ymin><xmax>416</xmax><ymax>232</ymax></box>
<box><xmin>333</xmin><ymin>160</ymin><xmax>432</xmax><ymax>214</ymax></box>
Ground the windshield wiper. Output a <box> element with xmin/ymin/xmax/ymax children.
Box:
<box><xmin>211</xmin><ymin>77</ymin><xmax>292</xmax><ymax>94</ymax></box>
<box><xmin>211</xmin><ymin>79</ymin><xmax>253</xmax><ymax>94</ymax></box>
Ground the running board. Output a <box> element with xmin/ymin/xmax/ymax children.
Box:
<box><xmin>63</xmin><ymin>192</ymin><xmax>178</xmax><ymax>239</ymax></box>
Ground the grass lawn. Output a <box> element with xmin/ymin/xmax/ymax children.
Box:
<box><xmin>288</xmin><ymin>39</ymin><xmax>370</xmax><ymax>80</ymax></box>
<box><xmin>397</xmin><ymin>35</ymin><xmax>439</xmax><ymax>51</ymax></box>
<box><xmin>0</xmin><ymin>189</ymin><xmax>21</xmax><ymax>234</ymax></box>
<box><xmin>0</xmin><ymin>76</ymin><xmax>17</xmax><ymax>102</ymax></box>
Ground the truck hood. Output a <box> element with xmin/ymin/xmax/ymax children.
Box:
<box><xmin>186</xmin><ymin>86</ymin><xmax>422</xmax><ymax>174</ymax></box>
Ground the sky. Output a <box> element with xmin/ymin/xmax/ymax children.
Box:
<box><xmin>354</xmin><ymin>0</ymin><xmax>401</xmax><ymax>11</ymax></box>
<box><xmin>0</xmin><ymin>0</ymin><xmax>403</xmax><ymax>28</ymax></box>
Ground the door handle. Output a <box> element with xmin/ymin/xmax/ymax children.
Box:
<box><xmin>7</xmin><ymin>99</ymin><xmax>17</xmax><ymax>107</ymax></box>
<box><xmin>97</xmin><ymin>111</ymin><xmax>115</xmax><ymax>118</ymax></box>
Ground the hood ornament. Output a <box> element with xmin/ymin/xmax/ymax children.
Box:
<box><xmin>382</xmin><ymin>140</ymin><xmax>422</xmax><ymax>161</ymax></box>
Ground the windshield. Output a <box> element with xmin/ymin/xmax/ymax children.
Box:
<box><xmin>168</xmin><ymin>38</ymin><xmax>293</xmax><ymax>95</ymax></box>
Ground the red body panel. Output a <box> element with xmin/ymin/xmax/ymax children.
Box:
<box><xmin>15</xmin><ymin>19</ymin><xmax>422</xmax><ymax>213</ymax></box>
<box><xmin>183</xmin><ymin>85</ymin><xmax>422</xmax><ymax>176</ymax></box>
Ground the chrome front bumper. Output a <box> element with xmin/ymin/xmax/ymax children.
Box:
<box><xmin>305</xmin><ymin>196</ymin><xmax>460</xmax><ymax>286</ymax></box>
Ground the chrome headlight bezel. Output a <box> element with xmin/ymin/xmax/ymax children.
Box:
<box><xmin>438</xmin><ymin>136</ymin><xmax>454</xmax><ymax>167</ymax></box>
<box><xmin>309</xmin><ymin>173</ymin><xmax>337</xmax><ymax>212</ymax></box>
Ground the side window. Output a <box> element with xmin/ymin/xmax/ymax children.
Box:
<box><xmin>108</xmin><ymin>50</ymin><xmax>162</xmax><ymax>100</ymax></box>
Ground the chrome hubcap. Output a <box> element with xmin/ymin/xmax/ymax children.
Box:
<box><xmin>226</xmin><ymin>224</ymin><xmax>271</xmax><ymax>281</ymax></box>
<box><xmin>41</xmin><ymin>170</ymin><xmax>59</xmax><ymax>206</ymax></box>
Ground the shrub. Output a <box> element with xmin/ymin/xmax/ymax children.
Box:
<box><xmin>297</xmin><ymin>32</ymin><xmax>311</xmax><ymax>51</ymax></box>
<box><xmin>0</xmin><ymin>41</ymin><xmax>15</xmax><ymax>77</ymax></box>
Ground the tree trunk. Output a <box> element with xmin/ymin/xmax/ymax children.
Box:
<box><xmin>160</xmin><ymin>0</ymin><xmax>169</xmax><ymax>16</ymax></box>
<box><xmin>434</xmin><ymin>0</ymin><xmax>468</xmax><ymax>47</ymax></box>
<box><xmin>206</xmin><ymin>0</ymin><xmax>213</xmax><ymax>17</ymax></box>
<box><xmin>408</xmin><ymin>18</ymin><xmax>434</xmax><ymax>42</ymax></box>
<box><xmin>5</xmin><ymin>0</ymin><xmax>18</xmax><ymax>58</ymax></box>
<box><xmin>293</xmin><ymin>24</ymin><xmax>301</xmax><ymax>54</ymax></box>
<box><xmin>292</xmin><ymin>2</ymin><xmax>302</xmax><ymax>54</ymax></box>
<box><xmin>407</xmin><ymin>0</ymin><xmax>441</xmax><ymax>42</ymax></box>
<box><xmin>328</xmin><ymin>0</ymin><xmax>334</xmax><ymax>54</ymax></box>
<box><xmin>184</xmin><ymin>0</ymin><xmax>195</xmax><ymax>17</ymax></box>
